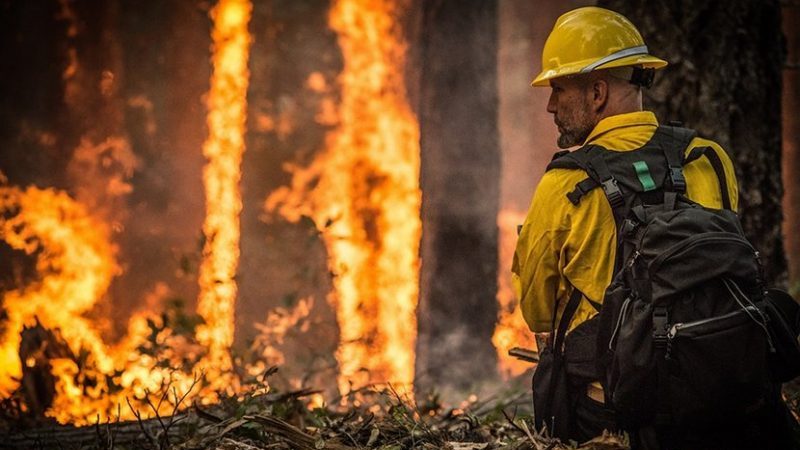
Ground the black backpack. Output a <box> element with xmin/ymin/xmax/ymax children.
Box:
<box><xmin>543</xmin><ymin>125</ymin><xmax>800</xmax><ymax>429</ymax></box>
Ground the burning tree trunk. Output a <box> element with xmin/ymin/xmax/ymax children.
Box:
<box><xmin>415</xmin><ymin>0</ymin><xmax>500</xmax><ymax>395</ymax></box>
<box><xmin>18</xmin><ymin>320</ymin><xmax>73</xmax><ymax>418</ymax></box>
<box><xmin>783</xmin><ymin>2</ymin><xmax>800</xmax><ymax>293</ymax></box>
<box><xmin>239</xmin><ymin>1</ymin><xmax>341</xmax><ymax>391</ymax></box>
<box><xmin>109</xmin><ymin>0</ymin><xmax>210</xmax><ymax>324</ymax></box>
<box><xmin>599</xmin><ymin>0</ymin><xmax>788</xmax><ymax>285</ymax></box>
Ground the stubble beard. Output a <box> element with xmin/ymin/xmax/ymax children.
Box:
<box><xmin>555</xmin><ymin>97</ymin><xmax>595</xmax><ymax>149</ymax></box>
<box><xmin>556</xmin><ymin>115</ymin><xmax>594</xmax><ymax>149</ymax></box>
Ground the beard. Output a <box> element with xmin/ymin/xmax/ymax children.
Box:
<box><xmin>555</xmin><ymin>101</ymin><xmax>595</xmax><ymax>149</ymax></box>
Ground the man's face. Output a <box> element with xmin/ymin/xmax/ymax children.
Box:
<box><xmin>546</xmin><ymin>76</ymin><xmax>596</xmax><ymax>149</ymax></box>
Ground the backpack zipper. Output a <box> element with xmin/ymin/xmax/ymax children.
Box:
<box><xmin>667</xmin><ymin>306</ymin><xmax>759</xmax><ymax>338</ymax></box>
<box><xmin>649</xmin><ymin>233</ymin><xmax>755</xmax><ymax>275</ymax></box>
<box><xmin>606</xmin><ymin>252</ymin><xmax>641</xmax><ymax>351</ymax></box>
<box><xmin>608</xmin><ymin>296</ymin><xmax>633</xmax><ymax>350</ymax></box>
<box><xmin>627</xmin><ymin>250</ymin><xmax>640</xmax><ymax>268</ymax></box>
<box><xmin>665</xmin><ymin>306</ymin><xmax>760</xmax><ymax>358</ymax></box>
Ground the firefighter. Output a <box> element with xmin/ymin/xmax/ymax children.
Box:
<box><xmin>513</xmin><ymin>6</ymin><xmax>796</xmax><ymax>448</ymax></box>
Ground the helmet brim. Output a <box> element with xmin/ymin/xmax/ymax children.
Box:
<box><xmin>531</xmin><ymin>54</ymin><xmax>668</xmax><ymax>87</ymax></box>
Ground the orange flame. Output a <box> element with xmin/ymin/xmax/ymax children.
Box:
<box><xmin>492</xmin><ymin>209</ymin><xmax>537</xmax><ymax>378</ymax></box>
<box><xmin>0</xmin><ymin>187</ymin><xmax>204</xmax><ymax>424</ymax></box>
<box><xmin>195</xmin><ymin>0</ymin><xmax>253</xmax><ymax>391</ymax></box>
<box><xmin>0</xmin><ymin>186</ymin><xmax>119</xmax><ymax>396</ymax></box>
<box><xmin>0</xmin><ymin>0</ymin><xmax>255</xmax><ymax>423</ymax></box>
<box><xmin>266</xmin><ymin>0</ymin><xmax>421</xmax><ymax>393</ymax></box>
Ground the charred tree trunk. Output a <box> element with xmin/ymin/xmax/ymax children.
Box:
<box><xmin>108</xmin><ymin>0</ymin><xmax>211</xmax><ymax>331</ymax></box>
<box><xmin>0</xmin><ymin>1</ymin><xmax>70</xmax><ymax>189</ymax></box>
<box><xmin>415</xmin><ymin>0</ymin><xmax>500</xmax><ymax>395</ymax></box>
<box><xmin>783</xmin><ymin>2</ymin><xmax>800</xmax><ymax>293</ymax></box>
<box><xmin>598</xmin><ymin>0</ymin><xmax>787</xmax><ymax>285</ymax></box>
<box><xmin>238</xmin><ymin>0</ymin><xmax>340</xmax><ymax>392</ymax></box>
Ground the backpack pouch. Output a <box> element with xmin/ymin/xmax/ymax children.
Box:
<box><xmin>665</xmin><ymin>307</ymin><xmax>770</xmax><ymax>424</ymax></box>
<box><xmin>762</xmin><ymin>289</ymin><xmax>800</xmax><ymax>382</ymax></box>
<box><xmin>564</xmin><ymin>316</ymin><xmax>600</xmax><ymax>384</ymax></box>
<box><xmin>609</xmin><ymin>299</ymin><xmax>658</xmax><ymax>424</ymax></box>
<box><xmin>532</xmin><ymin>345</ymin><xmax>575</xmax><ymax>438</ymax></box>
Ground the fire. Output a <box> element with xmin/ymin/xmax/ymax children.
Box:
<box><xmin>0</xmin><ymin>0</ymin><xmax>256</xmax><ymax>424</ymax></box>
<box><xmin>195</xmin><ymin>0</ymin><xmax>253</xmax><ymax>391</ymax></box>
<box><xmin>0</xmin><ymin>186</ymin><xmax>202</xmax><ymax>424</ymax></box>
<box><xmin>266</xmin><ymin>0</ymin><xmax>421</xmax><ymax>392</ymax></box>
<box><xmin>493</xmin><ymin>209</ymin><xmax>537</xmax><ymax>377</ymax></box>
<box><xmin>0</xmin><ymin>186</ymin><xmax>119</xmax><ymax>395</ymax></box>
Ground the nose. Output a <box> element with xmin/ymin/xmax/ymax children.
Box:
<box><xmin>546</xmin><ymin>89</ymin><xmax>557</xmax><ymax>114</ymax></box>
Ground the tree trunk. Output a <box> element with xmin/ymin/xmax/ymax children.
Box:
<box><xmin>415</xmin><ymin>0</ymin><xmax>500</xmax><ymax>396</ymax></box>
<box><xmin>0</xmin><ymin>1</ymin><xmax>70</xmax><ymax>189</ymax></box>
<box><xmin>598</xmin><ymin>0</ymin><xmax>787</xmax><ymax>285</ymax></box>
<box><xmin>238</xmin><ymin>0</ymin><xmax>340</xmax><ymax>392</ymax></box>
<box><xmin>783</xmin><ymin>2</ymin><xmax>800</xmax><ymax>294</ymax></box>
<box><xmin>102</xmin><ymin>0</ymin><xmax>211</xmax><ymax>332</ymax></box>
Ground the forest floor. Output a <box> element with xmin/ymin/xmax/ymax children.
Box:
<box><xmin>4</xmin><ymin>373</ymin><xmax>800</xmax><ymax>450</ymax></box>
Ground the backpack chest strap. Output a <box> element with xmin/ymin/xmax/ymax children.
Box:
<box><xmin>567</xmin><ymin>177</ymin><xmax>600</xmax><ymax>205</ymax></box>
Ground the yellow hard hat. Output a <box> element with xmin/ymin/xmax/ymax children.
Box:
<box><xmin>532</xmin><ymin>7</ymin><xmax>668</xmax><ymax>87</ymax></box>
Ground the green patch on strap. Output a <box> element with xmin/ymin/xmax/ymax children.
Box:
<box><xmin>633</xmin><ymin>161</ymin><xmax>656</xmax><ymax>192</ymax></box>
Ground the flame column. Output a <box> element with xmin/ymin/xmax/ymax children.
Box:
<box><xmin>196</xmin><ymin>0</ymin><xmax>253</xmax><ymax>379</ymax></box>
<box><xmin>264</xmin><ymin>0</ymin><xmax>422</xmax><ymax>393</ymax></box>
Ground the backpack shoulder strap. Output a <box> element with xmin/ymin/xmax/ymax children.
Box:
<box><xmin>650</xmin><ymin>125</ymin><xmax>698</xmax><ymax>194</ymax></box>
<box><xmin>685</xmin><ymin>145</ymin><xmax>733</xmax><ymax>210</ymax></box>
<box><xmin>546</xmin><ymin>145</ymin><xmax>624</xmax><ymax>212</ymax></box>
<box><xmin>550</xmin><ymin>287</ymin><xmax>585</xmax><ymax>355</ymax></box>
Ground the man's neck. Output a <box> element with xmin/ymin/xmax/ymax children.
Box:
<box><xmin>597</xmin><ymin>85</ymin><xmax>643</xmax><ymax>122</ymax></box>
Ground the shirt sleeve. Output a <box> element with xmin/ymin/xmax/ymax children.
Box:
<box><xmin>513</xmin><ymin>168</ymin><xmax>616</xmax><ymax>333</ymax></box>
<box><xmin>513</xmin><ymin>171</ymin><xmax>569</xmax><ymax>332</ymax></box>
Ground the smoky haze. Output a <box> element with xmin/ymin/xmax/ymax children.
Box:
<box><xmin>0</xmin><ymin>0</ymin><xmax>592</xmax><ymax>398</ymax></box>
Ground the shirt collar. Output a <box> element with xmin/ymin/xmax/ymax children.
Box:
<box><xmin>583</xmin><ymin>111</ymin><xmax>659</xmax><ymax>145</ymax></box>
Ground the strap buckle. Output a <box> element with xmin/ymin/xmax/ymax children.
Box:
<box><xmin>601</xmin><ymin>178</ymin><xmax>624</xmax><ymax>209</ymax></box>
<box><xmin>652</xmin><ymin>306</ymin><xmax>669</xmax><ymax>347</ymax></box>
<box><xmin>620</xmin><ymin>218</ymin><xmax>639</xmax><ymax>237</ymax></box>
<box><xmin>567</xmin><ymin>184</ymin><xmax>588</xmax><ymax>206</ymax></box>
<box><xmin>669</xmin><ymin>166</ymin><xmax>686</xmax><ymax>193</ymax></box>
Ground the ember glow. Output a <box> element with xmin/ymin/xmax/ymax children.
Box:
<box><xmin>493</xmin><ymin>209</ymin><xmax>537</xmax><ymax>378</ymax></box>
<box><xmin>0</xmin><ymin>187</ymin><xmax>203</xmax><ymax>424</ymax></box>
<box><xmin>0</xmin><ymin>186</ymin><xmax>118</xmax><ymax>396</ymax></box>
<box><xmin>266</xmin><ymin>0</ymin><xmax>421</xmax><ymax>392</ymax></box>
<box><xmin>195</xmin><ymin>0</ymin><xmax>253</xmax><ymax>390</ymax></box>
<box><xmin>0</xmin><ymin>0</ymin><xmax>255</xmax><ymax>424</ymax></box>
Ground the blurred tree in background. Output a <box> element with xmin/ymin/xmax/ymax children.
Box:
<box><xmin>599</xmin><ymin>0</ymin><xmax>788</xmax><ymax>286</ymax></box>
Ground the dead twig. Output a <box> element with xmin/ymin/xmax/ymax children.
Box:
<box><xmin>246</xmin><ymin>413</ymin><xmax>356</xmax><ymax>450</ymax></box>
<box><xmin>501</xmin><ymin>407</ymin><xmax>530</xmax><ymax>437</ymax></box>
<box><xmin>142</xmin><ymin>389</ymin><xmax>169</xmax><ymax>447</ymax></box>
<box><xmin>126</xmin><ymin>396</ymin><xmax>159</xmax><ymax>450</ymax></box>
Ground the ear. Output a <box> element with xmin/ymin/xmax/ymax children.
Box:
<box><xmin>590</xmin><ymin>78</ymin><xmax>609</xmax><ymax>113</ymax></box>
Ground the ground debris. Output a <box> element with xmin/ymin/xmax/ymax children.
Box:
<box><xmin>3</xmin><ymin>385</ymin><xmax>630</xmax><ymax>450</ymax></box>
<box><xmin>168</xmin><ymin>385</ymin><xmax>628</xmax><ymax>450</ymax></box>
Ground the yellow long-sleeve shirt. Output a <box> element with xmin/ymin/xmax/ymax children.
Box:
<box><xmin>512</xmin><ymin>111</ymin><xmax>739</xmax><ymax>333</ymax></box>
